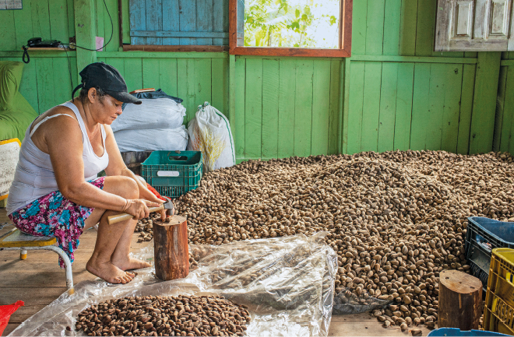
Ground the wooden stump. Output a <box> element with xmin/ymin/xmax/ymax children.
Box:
<box><xmin>153</xmin><ymin>215</ymin><xmax>190</xmax><ymax>281</ymax></box>
<box><xmin>439</xmin><ymin>270</ymin><xmax>482</xmax><ymax>330</ymax></box>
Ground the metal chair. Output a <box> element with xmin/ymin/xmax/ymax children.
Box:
<box><xmin>0</xmin><ymin>227</ymin><xmax>74</xmax><ymax>294</ymax></box>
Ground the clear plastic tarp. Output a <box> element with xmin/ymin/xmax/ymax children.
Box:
<box><xmin>9</xmin><ymin>233</ymin><xmax>337</xmax><ymax>337</ymax></box>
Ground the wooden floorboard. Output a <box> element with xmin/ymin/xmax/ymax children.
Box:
<box><xmin>0</xmin><ymin>208</ymin><xmax>434</xmax><ymax>336</ymax></box>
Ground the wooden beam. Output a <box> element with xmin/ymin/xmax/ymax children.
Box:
<box><xmin>73</xmin><ymin>0</ymin><xmax>97</xmax><ymax>73</ymax></box>
<box><xmin>122</xmin><ymin>45</ymin><xmax>228</xmax><ymax>53</ymax></box>
<box><xmin>229</xmin><ymin>54</ymin><xmax>236</xmax><ymax>132</ymax></box>
<box><xmin>350</xmin><ymin>55</ymin><xmax>478</xmax><ymax>64</ymax></box>
<box><xmin>130</xmin><ymin>31</ymin><xmax>229</xmax><ymax>38</ymax></box>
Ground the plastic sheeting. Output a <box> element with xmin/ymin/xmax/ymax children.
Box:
<box><xmin>9</xmin><ymin>233</ymin><xmax>337</xmax><ymax>337</ymax></box>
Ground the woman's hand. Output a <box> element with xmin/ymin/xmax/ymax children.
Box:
<box><xmin>123</xmin><ymin>199</ymin><xmax>163</xmax><ymax>220</ymax></box>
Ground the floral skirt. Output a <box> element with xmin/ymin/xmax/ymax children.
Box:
<box><xmin>8</xmin><ymin>177</ymin><xmax>105</xmax><ymax>267</ymax></box>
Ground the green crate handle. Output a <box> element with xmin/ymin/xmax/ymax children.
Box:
<box><xmin>157</xmin><ymin>171</ymin><xmax>180</xmax><ymax>177</ymax></box>
<box><xmin>168</xmin><ymin>154</ymin><xmax>189</xmax><ymax>161</ymax></box>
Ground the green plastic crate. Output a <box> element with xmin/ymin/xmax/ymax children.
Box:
<box><xmin>141</xmin><ymin>151</ymin><xmax>203</xmax><ymax>198</ymax></box>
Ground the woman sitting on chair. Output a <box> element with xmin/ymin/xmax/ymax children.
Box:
<box><xmin>6</xmin><ymin>62</ymin><xmax>166</xmax><ymax>284</ymax></box>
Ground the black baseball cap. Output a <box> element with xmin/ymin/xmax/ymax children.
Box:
<box><xmin>71</xmin><ymin>62</ymin><xmax>142</xmax><ymax>105</ymax></box>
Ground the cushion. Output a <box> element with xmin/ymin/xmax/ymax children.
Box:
<box><xmin>0</xmin><ymin>61</ymin><xmax>38</xmax><ymax>141</ymax></box>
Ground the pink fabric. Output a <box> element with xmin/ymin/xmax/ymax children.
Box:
<box><xmin>8</xmin><ymin>177</ymin><xmax>105</xmax><ymax>267</ymax></box>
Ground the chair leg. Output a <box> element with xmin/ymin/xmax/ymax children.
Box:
<box><xmin>39</xmin><ymin>246</ymin><xmax>75</xmax><ymax>294</ymax></box>
<box><xmin>20</xmin><ymin>249</ymin><xmax>27</xmax><ymax>260</ymax></box>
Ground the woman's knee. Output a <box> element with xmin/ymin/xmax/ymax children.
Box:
<box><xmin>103</xmin><ymin>176</ymin><xmax>139</xmax><ymax>199</ymax></box>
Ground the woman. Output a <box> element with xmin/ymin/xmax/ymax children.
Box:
<box><xmin>7</xmin><ymin>62</ymin><xmax>165</xmax><ymax>284</ymax></box>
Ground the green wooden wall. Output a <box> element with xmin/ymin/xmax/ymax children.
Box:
<box><xmin>0</xmin><ymin>0</ymin><xmax>510</xmax><ymax>162</ymax></box>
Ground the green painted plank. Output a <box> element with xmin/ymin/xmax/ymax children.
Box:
<box><xmin>74</xmin><ymin>0</ymin><xmax>97</xmax><ymax>72</ymax></box>
<box><xmin>261</xmin><ymin>59</ymin><xmax>280</xmax><ymax>159</ymax></box>
<box><xmin>400</xmin><ymin>0</ymin><xmax>417</xmax><ymax>56</ymax></box>
<box><xmin>393</xmin><ymin>63</ymin><xmax>414</xmax><ymax>150</ymax></box>
<box><xmin>121</xmin><ymin>0</ymin><xmax>130</xmax><ymax>44</ymax></box>
<box><xmin>245</xmin><ymin>58</ymin><xmax>262</xmax><ymax>158</ymax></box>
<box><xmin>96</xmin><ymin>0</ymin><xmax>105</xmax><ymax>47</ymax></box>
<box><xmin>415</xmin><ymin>0</ymin><xmax>436</xmax><ymax>56</ymax></box>
<box><xmin>211</xmin><ymin>58</ymin><xmax>228</xmax><ymax>114</ymax></box>
<box><xmin>158</xmin><ymin>58</ymin><xmax>178</xmax><ymax>97</ymax></box>
<box><xmin>441</xmin><ymin>64</ymin><xmax>463</xmax><ymax>153</ymax></box>
<box><xmin>49</xmin><ymin>0</ymin><xmax>69</xmax><ymax>43</ymax></box>
<box><xmin>195</xmin><ymin>58</ymin><xmax>213</xmax><ymax>108</ymax></box>
<box><xmin>361</xmin><ymin>62</ymin><xmax>382</xmax><ymax>152</ymax></box>
<box><xmin>456</xmin><ymin>64</ymin><xmax>476</xmax><ymax>154</ymax></box>
<box><xmin>469</xmin><ymin>52</ymin><xmax>501</xmax><ymax>154</ymax></box>
<box><xmin>410</xmin><ymin>64</ymin><xmax>431</xmax><ymax>150</ymax></box>
<box><xmin>14</xmin><ymin>1</ymin><xmax>33</xmax><ymax>51</ymax></box>
<box><xmin>142</xmin><ymin>58</ymin><xmax>160</xmax><ymax>89</ymax></box>
<box><xmin>228</xmin><ymin>55</ymin><xmax>235</xmax><ymax>130</ymax></box>
<box><xmin>67</xmin><ymin>0</ymin><xmax>75</xmax><ymax>38</ymax></box>
<box><xmin>351</xmin><ymin>0</ymin><xmax>368</xmax><ymax>55</ymax></box>
<box><xmin>378</xmin><ymin>62</ymin><xmax>398</xmax><ymax>152</ymax></box>
<box><xmin>328</xmin><ymin>59</ymin><xmax>341</xmax><ymax>155</ymax></box>
<box><xmin>122</xmin><ymin>58</ymin><xmax>142</xmax><ymax>91</ymax></box>
<box><xmin>17</xmin><ymin>59</ymin><xmax>40</xmax><ymax>113</ymax></box>
<box><xmin>0</xmin><ymin>10</ymin><xmax>16</xmax><ymax>51</ymax></box>
<box><xmin>500</xmin><ymin>67</ymin><xmax>514</xmax><ymax>153</ymax></box>
<box><xmin>311</xmin><ymin>60</ymin><xmax>331</xmax><ymax>155</ymax></box>
<box><xmin>277</xmin><ymin>59</ymin><xmax>296</xmax><ymax>158</ymax></box>
<box><xmin>493</xmin><ymin>66</ymin><xmax>507</xmax><ymax>152</ymax></box>
<box><xmin>52</xmin><ymin>58</ymin><xmax>73</xmax><ymax>105</ymax></box>
<box><xmin>105</xmin><ymin>0</ymin><xmax>120</xmax><ymax>51</ymax></box>
<box><xmin>365</xmin><ymin>0</ymin><xmax>385</xmax><ymax>55</ymax></box>
<box><xmin>425</xmin><ymin>64</ymin><xmax>446</xmax><ymax>151</ymax></box>
<box><xmin>37</xmin><ymin>0</ymin><xmax>52</xmax><ymax>42</ymax></box>
<box><xmin>347</xmin><ymin>62</ymin><xmax>365</xmax><ymax>154</ymax></box>
<box><xmin>36</xmin><ymin>58</ymin><xmax>55</xmax><ymax>113</ymax></box>
<box><xmin>234</xmin><ymin>57</ymin><xmax>246</xmax><ymax>158</ymax></box>
<box><xmin>383</xmin><ymin>0</ymin><xmax>401</xmax><ymax>56</ymax></box>
<box><xmin>177</xmin><ymin>59</ymin><xmax>190</xmax><ymax>120</ymax></box>
<box><xmin>342</xmin><ymin>59</ymin><xmax>351</xmax><ymax>153</ymax></box>
<box><xmin>294</xmin><ymin>59</ymin><xmax>314</xmax><ymax>157</ymax></box>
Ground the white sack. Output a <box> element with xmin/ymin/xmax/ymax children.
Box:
<box><xmin>114</xmin><ymin>126</ymin><xmax>188</xmax><ymax>152</ymax></box>
<box><xmin>111</xmin><ymin>98</ymin><xmax>186</xmax><ymax>132</ymax></box>
<box><xmin>187</xmin><ymin>103</ymin><xmax>235</xmax><ymax>172</ymax></box>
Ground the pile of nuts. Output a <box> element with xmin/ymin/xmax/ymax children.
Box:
<box><xmin>173</xmin><ymin>150</ymin><xmax>514</xmax><ymax>329</ymax></box>
<box><xmin>75</xmin><ymin>295</ymin><xmax>250</xmax><ymax>336</ymax></box>
<box><xmin>136</xmin><ymin>213</ymin><xmax>159</xmax><ymax>243</ymax></box>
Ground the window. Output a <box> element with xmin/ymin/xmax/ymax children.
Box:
<box><xmin>229</xmin><ymin>0</ymin><xmax>352</xmax><ymax>57</ymax></box>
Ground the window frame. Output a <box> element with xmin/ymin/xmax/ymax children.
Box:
<box><xmin>229</xmin><ymin>0</ymin><xmax>353</xmax><ymax>57</ymax></box>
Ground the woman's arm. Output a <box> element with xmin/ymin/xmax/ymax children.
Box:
<box><xmin>46</xmin><ymin>116</ymin><xmax>158</xmax><ymax>217</ymax></box>
<box><xmin>103</xmin><ymin>125</ymin><xmax>168</xmax><ymax>218</ymax></box>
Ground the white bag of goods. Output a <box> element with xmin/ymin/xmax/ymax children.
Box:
<box><xmin>187</xmin><ymin>102</ymin><xmax>235</xmax><ymax>172</ymax></box>
<box><xmin>0</xmin><ymin>139</ymin><xmax>21</xmax><ymax>200</ymax></box>
<box><xmin>111</xmin><ymin>98</ymin><xmax>186</xmax><ymax>132</ymax></box>
<box><xmin>114</xmin><ymin>126</ymin><xmax>188</xmax><ymax>152</ymax></box>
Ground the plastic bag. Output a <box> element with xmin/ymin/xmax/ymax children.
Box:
<box><xmin>9</xmin><ymin>233</ymin><xmax>336</xmax><ymax>337</ymax></box>
<box><xmin>0</xmin><ymin>301</ymin><xmax>24</xmax><ymax>335</ymax></box>
<box><xmin>114</xmin><ymin>126</ymin><xmax>188</xmax><ymax>152</ymax></box>
<box><xmin>187</xmin><ymin>102</ymin><xmax>235</xmax><ymax>172</ymax></box>
<box><xmin>112</xmin><ymin>98</ymin><xmax>186</xmax><ymax>132</ymax></box>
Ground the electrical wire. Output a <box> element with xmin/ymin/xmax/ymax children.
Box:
<box><xmin>71</xmin><ymin>0</ymin><xmax>114</xmax><ymax>52</ymax></box>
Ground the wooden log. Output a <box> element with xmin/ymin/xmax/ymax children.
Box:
<box><xmin>439</xmin><ymin>270</ymin><xmax>482</xmax><ymax>330</ymax></box>
<box><xmin>153</xmin><ymin>215</ymin><xmax>189</xmax><ymax>281</ymax></box>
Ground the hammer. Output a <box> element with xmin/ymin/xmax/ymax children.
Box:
<box><xmin>107</xmin><ymin>197</ymin><xmax>174</xmax><ymax>225</ymax></box>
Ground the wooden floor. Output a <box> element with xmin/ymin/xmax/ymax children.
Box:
<box><xmin>0</xmin><ymin>208</ymin><xmax>433</xmax><ymax>336</ymax></box>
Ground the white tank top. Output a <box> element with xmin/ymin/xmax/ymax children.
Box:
<box><xmin>7</xmin><ymin>101</ymin><xmax>109</xmax><ymax>215</ymax></box>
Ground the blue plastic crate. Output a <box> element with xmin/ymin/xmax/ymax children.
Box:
<box><xmin>141</xmin><ymin>151</ymin><xmax>203</xmax><ymax>198</ymax></box>
<box><xmin>428</xmin><ymin>328</ymin><xmax>510</xmax><ymax>336</ymax></box>
<box><xmin>464</xmin><ymin>217</ymin><xmax>514</xmax><ymax>289</ymax></box>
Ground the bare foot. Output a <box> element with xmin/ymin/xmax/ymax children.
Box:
<box><xmin>86</xmin><ymin>258</ymin><xmax>134</xmax><ymax>284</ymax></box>
<box><xmin>112</xmin><ymin>256</ymin><xmax>151</xmax><ymax>271</ymax></box>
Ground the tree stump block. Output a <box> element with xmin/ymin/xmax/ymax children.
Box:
<box><xmin>439</xmin><ymin>270</ymin><xmax>482</xmax><ymax>330</ymax></box>
<box><xmin>153</xmin><ymin>215</ymin><xmax>189</xmax><ymax>281</ymax></box>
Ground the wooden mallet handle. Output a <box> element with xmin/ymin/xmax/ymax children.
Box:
<box><xmin>107</xmin><ymin>204</ymin><xmax>164</xmax><ymax>225</ymax></box>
